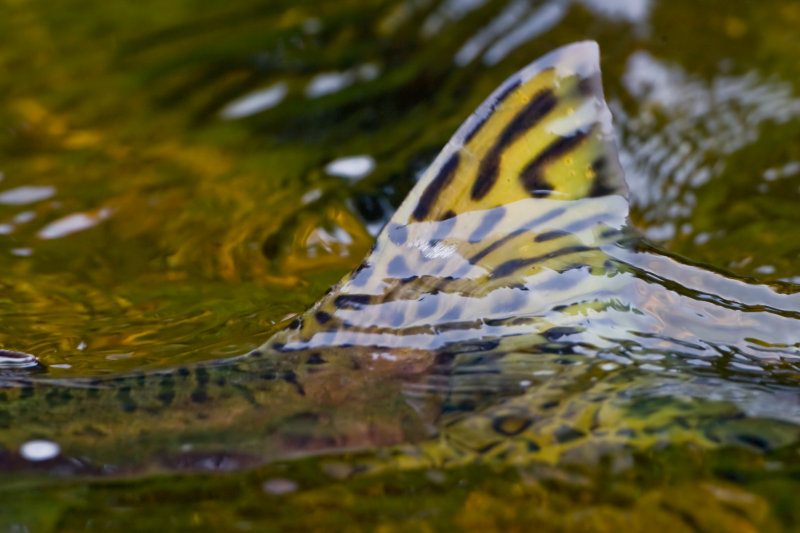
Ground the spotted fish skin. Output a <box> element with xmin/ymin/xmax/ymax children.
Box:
<box><xmin>0</xmin><ymin>350</ymin><xmax>437</xmax><ymax>472</ymax></box>
<box><xmin>3</xmin><ymin>42</ymin><xmax>800</xmax><ymax>477</ymax></box>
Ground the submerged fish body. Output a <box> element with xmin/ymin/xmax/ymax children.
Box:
<box><xmin>3</xmin><ymin>41</ymin><xmax>800</xmax><ymax>476</ymax></box>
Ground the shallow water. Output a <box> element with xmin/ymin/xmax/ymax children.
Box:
<box><xmin>2</xmin><ymin>0</ymin><xmax>800</xmax><ymax>530</ymax></box>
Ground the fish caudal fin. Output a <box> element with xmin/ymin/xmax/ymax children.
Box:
<box><xmin>394</xmin><ymin>40</ymin><xmax>626</xmax><ymax>224</ymax></box>
<box><xmin>269</xmin><ymin>41</ymin><xmax>630</xmax><ymax>352</ymax></box>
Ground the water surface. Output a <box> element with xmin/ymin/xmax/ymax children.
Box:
<box><xmin>2</xmin><ymin>0</ymin><xmax>800</xmax><ymax>530</ymax></box>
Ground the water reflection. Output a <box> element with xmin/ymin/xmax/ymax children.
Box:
<box><xmin>19</xmin><ymin>439</ymin><xmax>60</xmax><ymax>462</ymax></box>
<box><xmin>763</xmin><ymin>161</ymin><xmax>800</xmax><ymax>181</ymax></box>
<box><xmin>421</xmin><ymin>0</ymin><xmax>490</xmax><ymax>38</ymax></box>
<box><xmin>579</xmin><ymin>0</ymin><xmax>652</xmax><ymax>23</ymax></box>
<box><xmin>219</xmin><ymin>82</ymin><xmax>288</xmax><ymax>119</ymax></box>
<box><xmin>36</xmin><ymin>207</ymin><xmax>113</xmax><ymax>240</ymax></box>
<box><xmin>454</xmin><ymin>0</ymin><xmax>528</xmax><ymax>66</ymax></box>
<box><xmin>306</xmin><ymin>71</ymin><xmax>355</xmax><ymax>98</ymax></box>
<box><xmin>483</xmin><ymin>2</ymin><xmax>567</xmax><ymax>65</ymax></box>
<box><xmin>0</xmin><ymin>185</ymin><xmax>55</xmax><ymax>205</ymax></box>
<box><xmin>453</xmin><ymin>0</ymin><xmax>653</xmax><ymax>66</ymax></box>
<box><xmin>324</xmin><ymin>155</ymin><xmax>376</xmax><ymax>180</ymax></box>
<box><xmin>13</xmin><ymin>211</ymin><xmax>36</xmax><ymax>224</ymax></box>
<box><xmin>618</xmin><ymin>50</ymin><xmax>800</xmax><ymax>232</ymax></box>
<box><xmin>306</xmin><ymin>64</ymin><xmax>381</xmax><ymax>98</ymax></box>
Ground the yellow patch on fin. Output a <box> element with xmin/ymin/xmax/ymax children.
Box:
<box><xmin>392</xmin><ymin>40</ymin><xmax>626</xmax><ymax>224</ymax></box>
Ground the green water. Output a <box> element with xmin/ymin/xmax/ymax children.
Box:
<box><xmin>2</xmin><ymin>0</ymin><xmax>800</xmax><ymax>530</ymax></box>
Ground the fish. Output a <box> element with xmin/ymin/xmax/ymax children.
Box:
<box><xmin>2</xmin><ymin>41</ymin><xmax>800</xmax><ymax>477</ymax></box>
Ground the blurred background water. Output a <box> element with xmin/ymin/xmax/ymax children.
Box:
<box><xmin>2</xmin><ymin>0</ymin><xmax>800</xmax><ymax>530</ymax></box>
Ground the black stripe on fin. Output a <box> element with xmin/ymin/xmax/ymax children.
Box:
<box><xmin>490</xmin><ymin>245</ymin><xmax>594</xmax><ymax>279</ymax></box>
<box><xmin>468</xmin><ymin>206</ymin><xmax>506</xmax><ymax>243</ymax></box>
<box><xmin>519</xmin><ymin>129</ymin><xmax>591</xmax><ymax>197</ymax></box>
<box><xmin>472</xmin><ymin>88</ymin><xmax>558</xmax><ymax>201</ymax></box>
<box><xmin>469</xmin><ymin>207</ymin><xmax>566</xmax><ymax>264</ymax></box>
<box><xmin>413</xmin><ymin>152</ymin><xmax>460</xmax><ymax>221</ymax></box>
<box><xmin>334</xmin><ymin>294</ymin><xmax>372</xmax><ymax>310</ymax></box>
<box><xmin>464</xmin><ymin>78</ymin><xmax>522</xmax><ymax>144</ymax></box>
<box><xmin>588</xmin><ymin>156</ymin><xmax>624</xmax><ymax>197</ymax></box>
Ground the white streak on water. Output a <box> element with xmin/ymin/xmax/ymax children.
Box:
<box><xmin>454</xmin><ymin>0</ymin><xmax>529</xmax><ymax>66</ymax></box>
<box><xmin>21</xmin><ymin>440</ymin><xmax>60</xmax><ymax>461</ymax></box>
<box><xmin>357</xmin><ymin>63</ymin><xmax>381</xmax><ymax>81</ymax></box>
<box><xmin>37</xmin><ymin>207</ymin><xmax>112</xmax><ymax>240</ymax></box>
<box><xmin>618</xmin><ymin>50</ymin><xmax>800</xmax><ymax>222</ymax></box>
<box><xmin>220</xmin><ymin>82</ymin><xmax>288</xmax><ymax>119</ymax></box>
<box><xmin>13</xmin><ymin>211</ymin><xmax>36</xmax><ymax>224</ymax></box>
<box><xmin>482</xmin><ymin>1</ymin><xmax>567</xmax><ymax>66</ymax></box>
<box><xmin>422</xmin><ymin>0</ymin><xmax>489</xmax><ymax>38</ymax></box>
<box><xmin>578</xmin><ymin>0</ymin><xmax>651</xmax><ymax>23</ymax></box>
<box><xmin>301</xmin><ymin>188</ymin><xmax>322</xmax><ymax>204</ymax></box>
<box><xmin>324</xmin><ymin>156</ymin><xmax>375</xmax><ymax>181</ymax></box>
<box><xmin>305</xmin><ymin>71</ymin><xmax>355</xmax><ymax>98</ymax></box>
<box><xmin>0</xmin><ymin>185</ymin><xmax>55</xmax><ymax>205</ymax></box>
